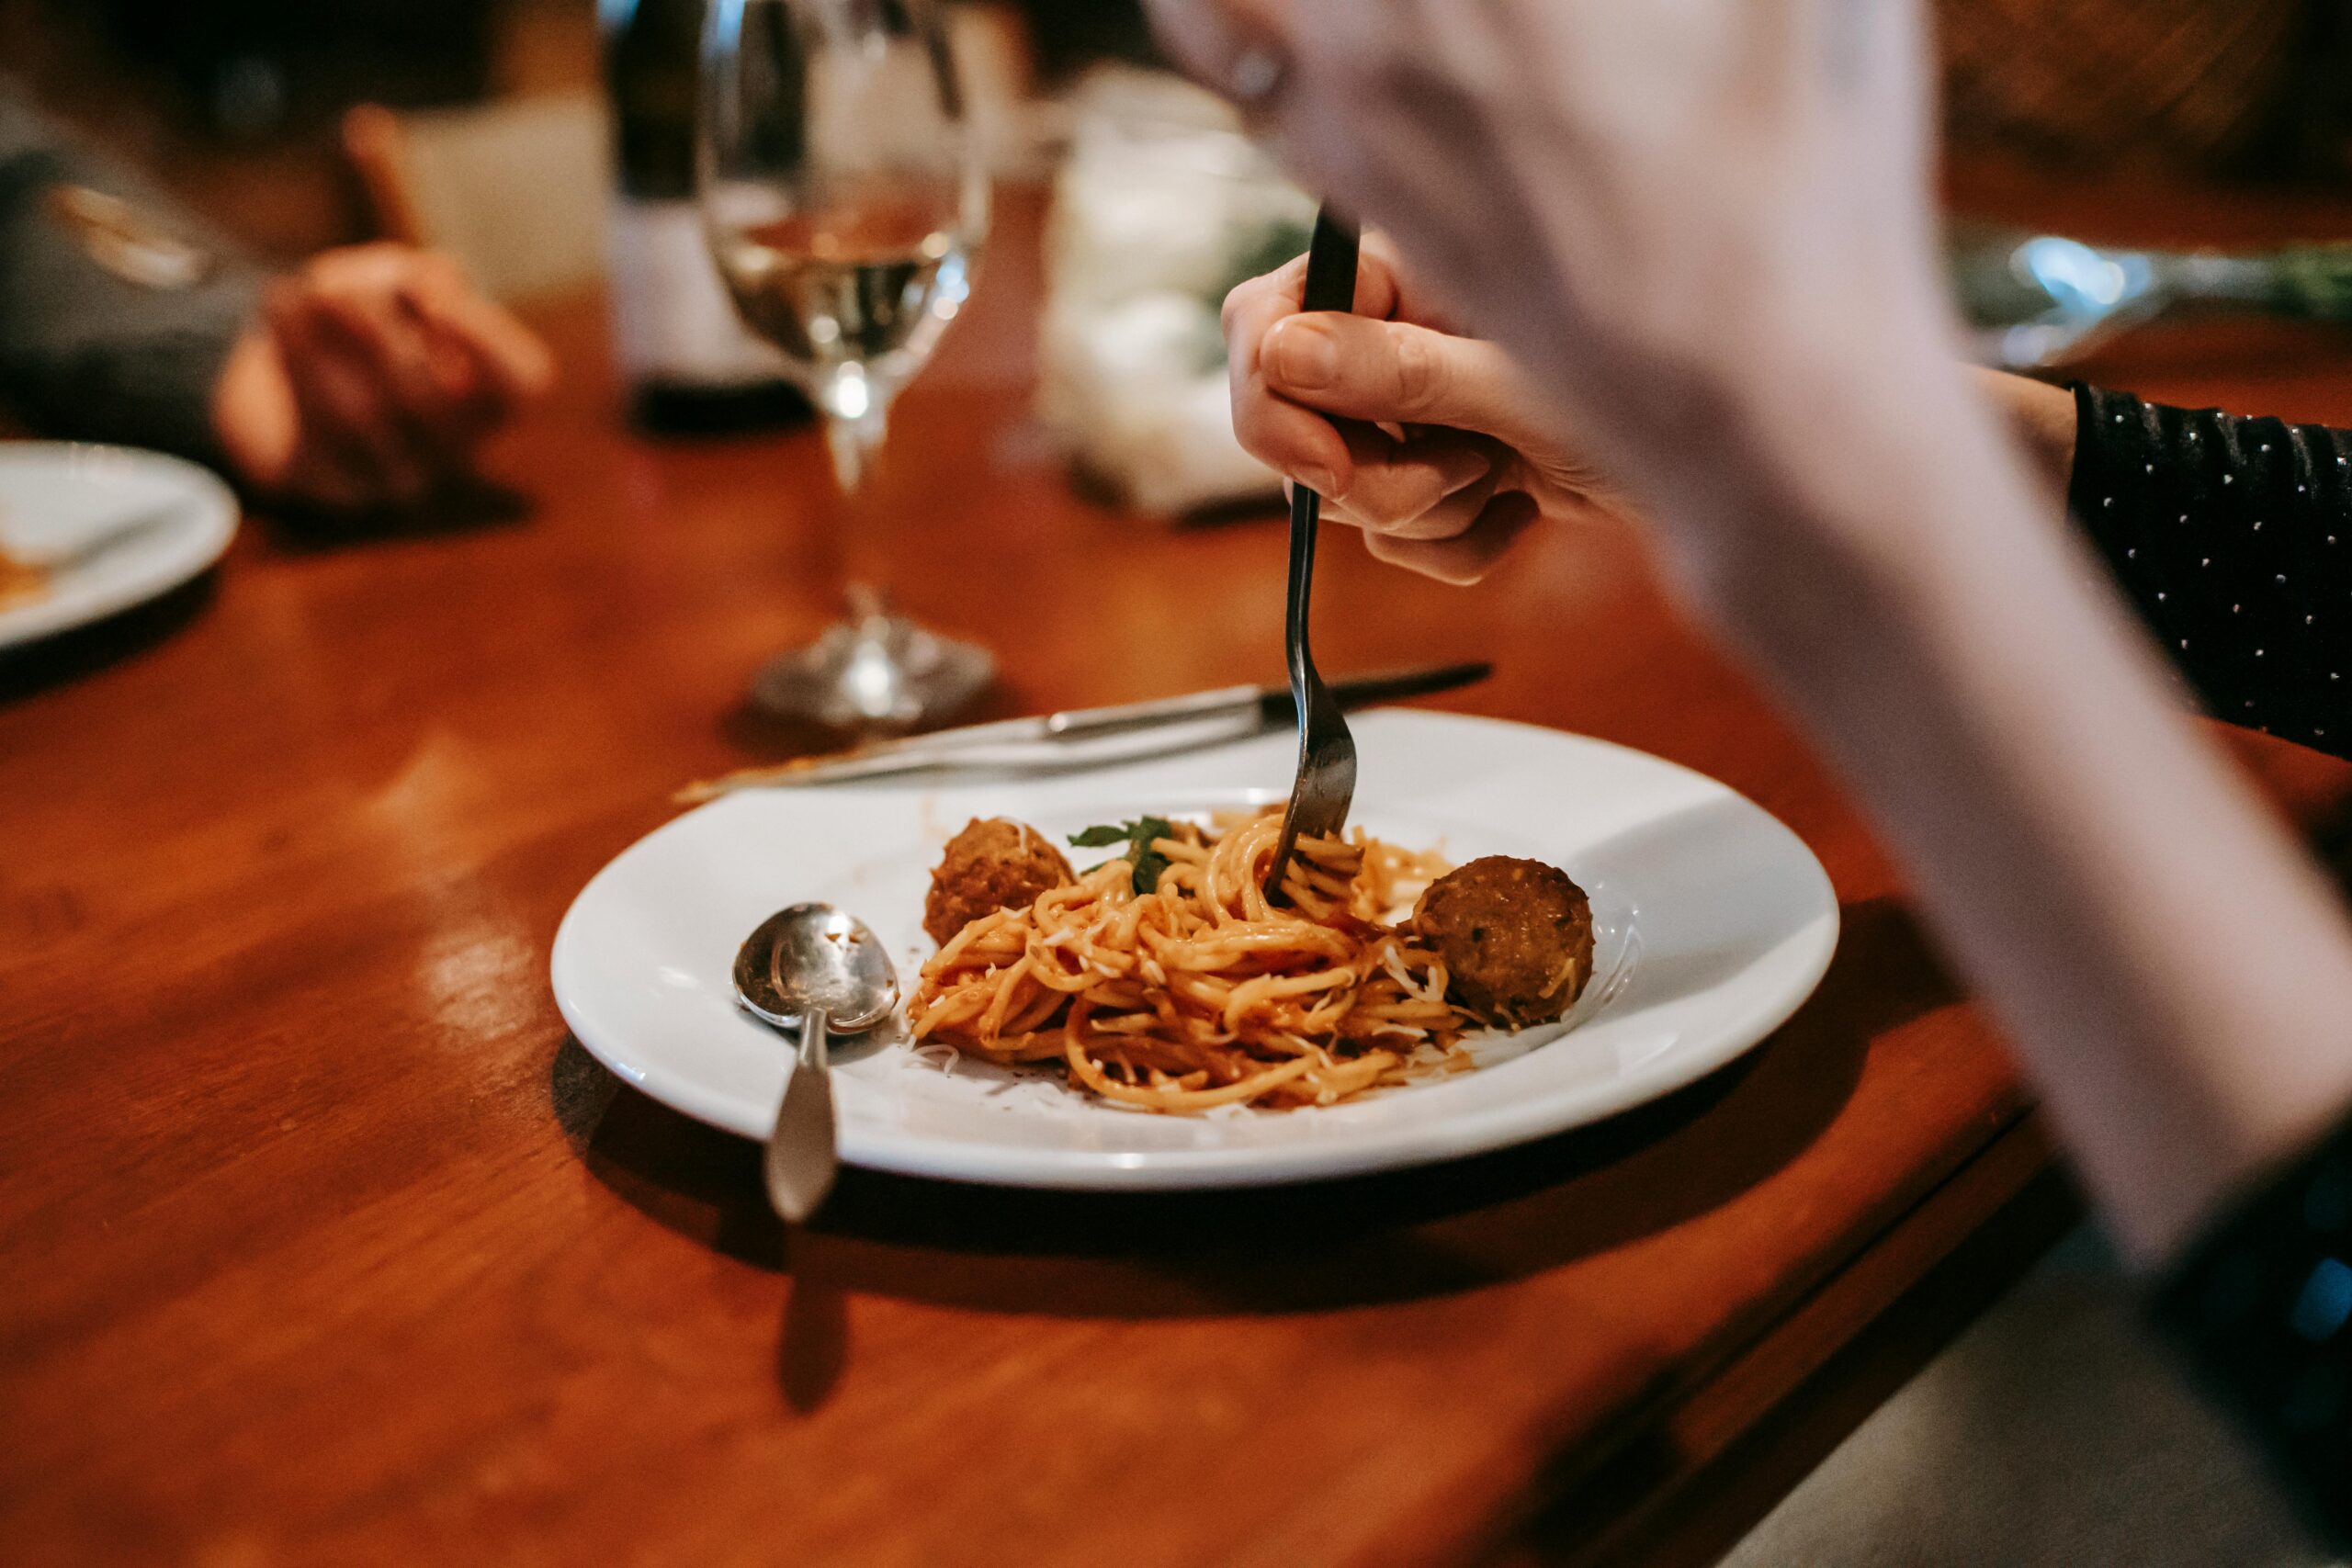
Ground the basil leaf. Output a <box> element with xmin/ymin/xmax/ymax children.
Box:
<box><xmin>1128</xmin><ymin>817</ymin><xmax>1176</xmax><ymax>894</ymax></box>
<box><xmin>1070</xmin><ymin>817</ymin><xmax>1181</xmax><ymax>892</ymax></box>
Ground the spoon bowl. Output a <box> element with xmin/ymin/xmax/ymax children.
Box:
<box><xmin>733</xmin><ymin>901</ymin><xmax>899</xmax><ymax>1032</ymax></box>
<box><xmin>731</xmin><ymin>902</ymin><xmax>899</xmax><ymax>1221</ymax></box>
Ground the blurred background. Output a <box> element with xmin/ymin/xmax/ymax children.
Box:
<box><xmin>0</xmin><ymin>0</ymin><xmax>1158</xmax><ymax>259</ymax></box>
<box><xmin>3</xmin><ymin>0</ymin><xmax>2347</xmax><ymax>256</ymax></box>
<box><xmin>5</xmin><ymin>0</ymin><xmax>2352</xmax><ymax>508</ymax></box>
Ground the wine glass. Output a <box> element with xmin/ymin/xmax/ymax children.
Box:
<box><xmin>699</xmin><ymin>0</ymin><xmax>991</xmax><ymax>727</ymax></box>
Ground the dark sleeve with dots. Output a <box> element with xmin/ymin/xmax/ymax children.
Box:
<box><xmin>2149</xmin><ymin>1116</ymin><xmax>2352</xmax><ymax>1551</ymax></box>
<box><xmin>2071</xmin><ymin>384</ymin><xmax>2352</xmax><ymax>758</ymax></box>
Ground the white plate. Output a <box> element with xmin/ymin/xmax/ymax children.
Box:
<box><xmin>551</xmin><ymin>710</ymin><xmax>1839</xmax><ymax>1189</ymax></box>
<box><xmin>0</xmin><ymin>443</ymin><xmax>239</xmax><ymax>650</ymax></box>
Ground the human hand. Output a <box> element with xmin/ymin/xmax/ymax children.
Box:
<box><xmin>1150</xmin><ymin>0</ymin><xmax>1968</xmax><ymax>570</ymax></box>
<box><xmin>210</xmin><ymin>243</ymin><xmax>554</xmax><ymax>511</ymax></box>
<box><xmin>1160</xmin><ymin>2</ymin><xmax>2352</xmax><ymax>1291</ymax></box>
<box><xmin>1226</xmin><ymin>234</ymin><xmax>1626</xmax><ymax>583</ymax></box>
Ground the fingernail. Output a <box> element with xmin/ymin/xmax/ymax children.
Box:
<box><xmin>1298</xmin><ymin>466</ymin><xmax>1340</xmax><ymax>499</ymax></box>
<box><xmin>1270</xmin><ymin>318</ymin><xmax>1340</xmax><ymax>390</ymax></box>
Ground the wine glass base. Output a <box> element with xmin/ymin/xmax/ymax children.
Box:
<box><xmin>750</xmin><ymin>612</ymin><xmax>994</xmax><ymax>730</ymax></box>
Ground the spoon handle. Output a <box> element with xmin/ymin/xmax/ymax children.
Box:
<box><xmin>765</xmin><ymin>1008</ymin><xmax>840</xmax><ymax>1222</ymax></box>
<box><xmin>797</xmin><ymin>1008</ymin><xmax>831</xmax><ymax>1068</ymax></box>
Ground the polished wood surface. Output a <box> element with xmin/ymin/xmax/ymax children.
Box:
<box><xmin>5</xmin><ymin>180</ymin><xmax>2350</xmax><ymax>1567</ymax></box>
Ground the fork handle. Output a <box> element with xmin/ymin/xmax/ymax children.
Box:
<box><xmin>1282</xmin><ymin>468</ymin><xmax>1327</xmax><ymax>697</ymax></box>
<box><xmin>1267</xmin><ymin>209</ymin><xmax>1361</xmax><ymax>902</ymax></box>
<box><xmin>1283</xmin><ymin>208</ymin><xmax>1361</xmax><ymax>673</ymax></box>
<box><xmin>1298</xmin><ymin>205</ymin><xmax>1374</xmax><ymax>649</ymax></box>
<box><xmin>1298</xmin><ymin>207</ymin><xmax>1363</xmax><ymax>316</ymax></box>
<box><xmin>1285</xmin><ymin>207</ymin><xmax>1360</xmax><ymax>679</ymax></box>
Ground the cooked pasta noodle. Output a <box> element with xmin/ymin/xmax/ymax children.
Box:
<box><xmin>0</xmin><ymin>547</ymin><xmax>44</xmax><ymax>609</ymax></box>
<box><xmin>908</xmin><ymin>810</ymin><xmax>1479</xmax><ymax>1112</ymax></box>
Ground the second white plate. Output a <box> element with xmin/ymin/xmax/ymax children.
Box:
<box><xmin>551</xmin><ymin>709</ymin><xmax>1839</xmax><ymax>1189</ymax></box>
<box><xmin>0</xmin><ymin>442</ymin><xmax>239</xmax><ymax>651</ymax></box>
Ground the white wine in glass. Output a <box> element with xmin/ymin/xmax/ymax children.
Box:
<box><xmin>700</xmin><ymin>0</ymin><xmax>990</xmax><ymax>727</ymax></box>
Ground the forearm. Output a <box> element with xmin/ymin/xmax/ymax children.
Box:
<box><xmin>1699</xmin><ymin>359</ymin><xmax>2352</xmax><ymax>1266</ymax></box>
<box><xmin>1977</xmin><ymin>367</ymin><xmax>2075</xmax><ymax>493</ymax></box>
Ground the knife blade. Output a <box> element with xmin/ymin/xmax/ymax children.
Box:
<box><xmin>676</xmin><ymin>660</ymin><xmax>1492</xmax><ymax>802</ymax></box>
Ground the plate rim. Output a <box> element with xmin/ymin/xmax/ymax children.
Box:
<box><xmin>550</xmin><ymin>709</ymin><xmax>1841</xmax><ymax>1188</ymax></box>
<box><xmin>0</xmin><ymin>441</ymin><xmax>241</xmax><ymax>650</ymax></box>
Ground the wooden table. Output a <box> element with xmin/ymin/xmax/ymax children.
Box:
<box><xmin>5</xmin><ymin>179</ymin><xmax>2349</xmax><ymax>1568</ymax></box>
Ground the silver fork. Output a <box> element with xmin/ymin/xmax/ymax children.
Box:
<box><xmin>1264</xmin><ymin>208</ymin><xmax>1362</xmax><ymax>902</ymax></box>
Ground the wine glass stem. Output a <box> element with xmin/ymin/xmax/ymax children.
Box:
<box><xmin>820</xmin><ymin>402</ymin><xmax>892</xmax><ymax>626</ymax></box>
<box><xmin>822</xmin><ymin>404</ymin><xmax>889</xmax><ymax>496</ymax></box>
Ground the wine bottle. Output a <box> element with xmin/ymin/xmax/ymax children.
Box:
<box><xmin>600</xmin><ymin>0</ymin><xmax>808</xmax><ymax>433</ymax></box>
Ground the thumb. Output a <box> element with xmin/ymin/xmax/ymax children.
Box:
<box><xmin>1263</xmin><ymin>313</ymin><xmax>1541</xmax><ymax>449</ymax></box>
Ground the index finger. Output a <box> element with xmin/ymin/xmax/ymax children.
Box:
<box><xmin>1226</xmin><ymin>256</ymin><xmax>1353</xmax><ymax>492</ymax></box>
<box><xmin>400</xmin><ymin>281</ymin><xmax>556</xmax><ymax>411</ymax></box>
<box><xmin>1224</xmin><ymin>236</ymin><xmax>1427</xmax><ymax>492</ymax></box>
<box><xmin>1221</xmin><ymin>236</ymin><xmax>1410</xmax><ymax>335</ymax></box>
<box><xmin>305</xmin><ymin>287</ymin><xmax>480</xmax><ymax>465</ymax></box>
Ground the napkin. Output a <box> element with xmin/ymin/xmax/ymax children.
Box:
<box><xmin>1037</xmin><ymin>69</ymin><xmax>1315</xmax><ymax>518</ymax></box>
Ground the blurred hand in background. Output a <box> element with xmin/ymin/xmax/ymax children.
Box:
<box><xmin>210</xmin><ymin>243</ymin><xmax>552</xmax><ymax>512</ymax></box>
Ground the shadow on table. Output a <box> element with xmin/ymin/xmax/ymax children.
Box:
<box><xmin>0</xmin><ymin>485</ymin><xmax>533</xmax><ymax>705</ymax></box>
<box><xmin>714</xmin><ymin>676</ymin><xmax>1034</xmax><ymax>766</ymax></box>
<box><xmin>555</xmin><ymin>896</ymin><xmax>1951</xmax><ymax>1327</ymax></box>
<box><xmin>253</xmin><ymin>482</ymin><xmax>533</xmax><ymax>552</ymax></box>
<box><xmin>715</xmin><ymin>701</ymin><xmax>860</xmax><ymax>767</ymax></box>
<box><xmin>0</xmin><ymin>570</ymin><xmax>216</xmax><ymax>705</ymax></box>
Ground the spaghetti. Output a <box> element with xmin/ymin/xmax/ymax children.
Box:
<box><xmin>0</xmin><ymin>547</ymin><xmax>44</xmax><ymax>610</ymax></box>
<box><xmin>908</xmin><ymin>810</ymin><xmax>1480</xmax><ymax>1112</ymax></box>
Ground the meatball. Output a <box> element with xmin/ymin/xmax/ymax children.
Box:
<box><xmin>1411</xmin><ymin>856</ymin><xmax>1594</xmax><ymax>1028</ymax></box>
<box><xmin>922</xmin><ymin>817</ymin><xmax>1075</xmax><ymax>944</ymax></box>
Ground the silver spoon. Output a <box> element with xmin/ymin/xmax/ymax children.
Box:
<box><xmin>731</xmin><ymin>902</ymin><xmax>899</xmax><ymax>1222</ymax></box>
<box><xmin>1950</xmin><ymin>224</ymin><xmax>2352</xmax><ymax>371</ymax></box>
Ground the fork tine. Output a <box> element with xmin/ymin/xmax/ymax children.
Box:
<box><xmin>1265</xmin><ymin>207</ymin><xmax>1362</xmax><ymax>902</ymax></box>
